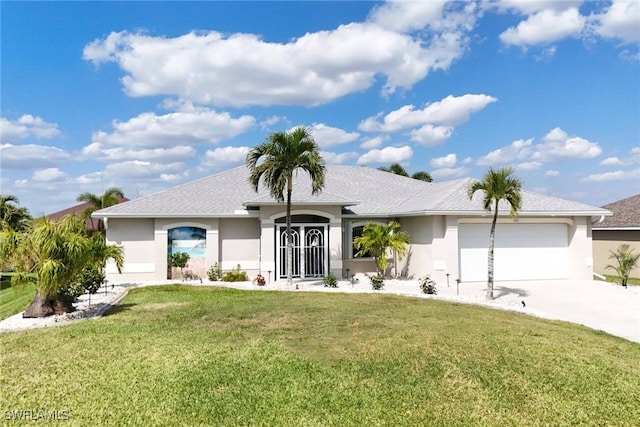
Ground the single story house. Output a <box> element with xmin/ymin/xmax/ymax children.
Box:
<box><xmin>592</xmin><ymin>193</ymin><xmax>640</xmax><ymax>278</ymax></box>
<box><xmin>93</xmin><ymin>165</ymin><xmax>610</xmax><ymax>284</ymax></box>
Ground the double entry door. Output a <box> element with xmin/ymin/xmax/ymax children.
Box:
<box><xmin>277</xmin><ymin>224</ymin><xmax>327</xmax><ymax>279</ymax></box>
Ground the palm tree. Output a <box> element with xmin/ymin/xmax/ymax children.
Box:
<box><xmin>0</xmin><ymin>214</ymin><xmax>124</xmax><ymax>317</ymax></box>
<box><xmin>0</xmin><ymin>194</ymin><xmax>32</xmax><ymax>232</ymax></box>
<box><xmin>77</xmin><ymin>187</ymin><xmax>125</xmax><ymax>231</ymax></box>
<box><xmin>606</xmin><ymin>244</ymin><xmax>640</xmax><ymax>287</ymax></box>
<box><xmin>353</xmin><ymin>221</ymin><xmax>410</xmax><ymax>277</ymax></box>
<box><xmin>467</xmin><ymin>167</ymin><xmax>522</xmax><ymax>300</ymax></box>
<box><xmin>246</xmin><ymin>127</ymin><xmax>326</xmax><ymax>288</ymax></box>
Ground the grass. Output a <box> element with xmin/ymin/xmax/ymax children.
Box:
<box><xmin>1</xmin><ymin>285</ymin><xmax>639</xmax><ymax>426</ymax></box>
<box><xmin>601</xmin><ymin>274</ymin><xmax>640</xmax><ymax>286</ymax></box>
<box><xmin>0</xmin><ymin>275</ymin><xmax>36</xmax><ymax>320</ymax></box>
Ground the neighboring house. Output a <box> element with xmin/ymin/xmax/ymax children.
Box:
<box><xmin>592</xmin><ymin>194</ymin><xmax>640</xmax><ymax>278</ymax></box>
<box><xmin>93</xmin><ymin>165</ymin><xmax>609</xmax><ymax>284</ymax></box>
<box><xmin>47</xmin><ymin>199</ymin><xmax>129</xmax><ymax>233</ymax></box>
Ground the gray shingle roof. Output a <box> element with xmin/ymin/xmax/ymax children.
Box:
<box><xmin>93</xmin><ymin>165</ymin><xmax>609</xmax><ymax>218</ymax></box>
<box><xmin>593</xmin><ymin>194</ymin><xmax>640</xmax><ymax>228</ymax></box>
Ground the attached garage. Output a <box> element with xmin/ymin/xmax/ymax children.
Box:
<box><xmin>459</xmin><ymin>223</ymin><xmax>569</xmax><ymax>282</ymax></box>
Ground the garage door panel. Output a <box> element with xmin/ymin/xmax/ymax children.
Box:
<box><xmin>459</xmin><ymin>223</ymin><xmax>568</xmax><ymax>281</ymax></box>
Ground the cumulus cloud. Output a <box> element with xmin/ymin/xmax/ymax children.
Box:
<box><xmin>198</xmin><ymin>146</ymin><xmax>250</xmax><ymax>172</ymax></box>
<box><xmin>32</xmin><ymin>168</ymin><xmax>68</xmax><ymax>182</ymax></box>
<box><xmin>360</xmin><ymin>136</ymin><xmax>387</xmax><ymax>149</ymax></box>
<box><xmin>89</xmin><ymin>106</ymin><xmax>255</xmax><ymax>150</ymax></box>
<box><xmin>582</xmin><ymin>169</ymin><xmax>640</xmax><ymax>182</ymax></box>
<box><xmin>359</xmin><ymin>94</ymin><xmax>497</xmax><ymax>132</ymax></box>
<box><xmin>104</xmin><ymin>160</ymin><xmax>186</xmax><ymax>180</ymax></box>
<box><xmin>545</xmin><ymin>170</ymin><xmax>560</xmax><ymax>177</ymax></box>
<box><xmin>517</xmin><ymin>161</ymin><xmax>543</xmax><ymax>170</ymax></box>
<box><xmin>476</xmin><ymin>138</ymin><xmax>533</xmax><ymax>165</ymax></box>
<box><xmin>320</xmin><ymin>151</ymin><xmax>359</xmax><ymax>165</ymax></box>
<box><xmin>357</xmin><ymin>145</ymin><xmax>413</xmax><ymax>165</ymax></box>
<box><xmin>589</xmin><ymin>0</ymin><xmax>640</xmax><ymax>43</ymax></box>
<box><xmin>533</xmin><ymin>127</ymin><xmax>602</xmax><ymax>161</ymax></box>
<box><xmin>431</xmin><ymin>167</ymin><xmax>468</xmax><ymax>179</ymax></box>
<box><xmin>410</xmin><ymin>125</ymin><xmax>454</xmax><ymax>146</ymax></box>
<box><xmin>81</xmin><ymin>143</ymin><xmax>196</xmax><ymax>162</ymax></box>
<box><xmin>308</xmin><ymin>124</ymin><xmax>359</xmax><ymax>148</ymax></box>
<box><xmin>500</xmin><ymin>7</ymin><xmax>585</xmax><ymax>46</ymax></box>
<box><xmin>600</xmin><ymin>157</ymin><xmax>623</xmax><ymax>166</ymax></box>
<box><xmin>430</xmin><ymin>153</ymin><xmax>457</xmax><ymax>168</ymax></box>
<box><xmin>82</xmin><ymin>0</ymin><xmax>482</xmax><ymax>108</ymax></box>
<box><xmin>0</xmin><ymin>143</ymin><xmax>71</xmax><ymax>170</ymax></box>
<box><xmin>0</xmin><ymin>115</ymin><xmax>61</xmax><ymax>143</ymax></box>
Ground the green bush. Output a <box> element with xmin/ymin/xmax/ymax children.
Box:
<box><xmin>370</xmin><ymin>274</ymin><xmax>384</xmax><ymax>290</ymax></box>
<box><xmin>207</xmin><ymin>263</ymin><xmax>222</xmax><ymax>281</ymax></box>
<box><xmin>322</xmin><ymin>273</ymin><xmax>338</xmax><ymax>288</ymax></box>
<box><xmin>419</xmin><ymin>275</ymin><xmax>437</xmax><ymax>294</ymax></box>
<box><xmin>59</xmin><ymin>267</ymin><xmax>106</xmax><ymax>303</ymax></box>
<box><xmin>222</xmin><ymin>265</ymin><xmax>249</xmax><ymax>282</ymax></box>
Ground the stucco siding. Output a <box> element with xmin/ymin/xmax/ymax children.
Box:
<box><xmin>398</xmin><ymin>216</ymin><xmax>433</xmax><ymax>279</ymax></box>
<box><xmin>219</xmin><ymin>218</ymin><xmax>261</xmax><ymax>274</ymax></box>
<box><xmin>105</xmin><ymin>218</ymin><xmax>156</xmax><ymax>282</ymax></box>
<box><xmin>593</xmin><ymin>230</ymin><xmax>640</xmax><ymax>277</ymax></box>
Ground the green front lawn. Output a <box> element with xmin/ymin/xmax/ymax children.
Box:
<box><xmin>1</xmin><ymin>285</ymin><xmax>639</xmax><ymax>426</ymax></box>
<box><xmin>0</xmin><ymin>275</ymin><xmax>35</xmax><ymax>320</ymax></box>
<box><xmin>601</xmin><ymin>274</ymin><xmax>640</xmax><ymax>286</ymax></box>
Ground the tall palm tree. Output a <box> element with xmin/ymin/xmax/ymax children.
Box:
<box><xmin>0</xmin><ymin>194</ymin><xmax>32</xmax><ymax>232</ymax></box>
<box><xmin>353</xmin><ymin>221</ymin><xmax>410</xmax><ymax>277</ymax></box>
<box><xmin>77</xmin><ymin>187</ymin><xmax>125</xmax><ymax>231</ymax></box>
<box><xmin>467</xmin><ymin>167</ymin><xmax>522</xmax><ymax>300</ymax></box>
<box><xmin>246</xmin><ymin>127</ymin><xmax>326</xmax><ymax>288</ymax></box>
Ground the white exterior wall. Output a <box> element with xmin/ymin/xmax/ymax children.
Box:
<box><xmin>218</xmin><ymin>218</ymin><xmax>261</xmax><ymax>275</ymax></box>
<box><xmin>568</xmin><ymin>216</ymin><xmax>595</xmax><ymax>280</ymax></box>
<box><xmin>397</xmin><ymin>216</ymin><xmax>433</xmax><ymax>279</ymax></box>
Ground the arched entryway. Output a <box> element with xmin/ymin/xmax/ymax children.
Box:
<box><xmin>275</xmin><ymin>215</ymin><xmax>329</xmax><ymax>280</ymax></box>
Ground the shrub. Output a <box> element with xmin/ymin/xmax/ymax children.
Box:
<box><xmin>222</xmin><ymin>264</ymin><xmax>249</xmax><ymax>282</ymax></box>
<box><xmin>370</xmin><ymin>274</ymin><xmax>384</xmax><ymax>290</ymax></box>
<box><xmin>59</xmin><ymin>267</ymin><xmax>106</xmax><ymax>303</ymax></box>
<box><xmin>323</xmin><ymin>273</ymin><xmax>338</xmax><ymax>288</ymax></box>
<box><xmin>419</xmin><ymin>275</ymin><xmax>437</xmax><ymax>294</ymax></box>
<box><xmin>207</xmin><ymin>263</ymin><xmax>222</xmax><ymax>281</ymax></box>
<box><xmin>58</xmin><ymin>282</ymin><xmax>85</xmax><ymax>304</ymax></box>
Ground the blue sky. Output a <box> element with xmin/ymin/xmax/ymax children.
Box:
<box><xmin>1</xmin><ymin>0</ymin><xmax>639</xmax><ymax>216</ymax></box>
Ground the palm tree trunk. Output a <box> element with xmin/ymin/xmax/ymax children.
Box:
<box><xmin>286</xmin><ymin>177</ymin><xmax>294</xmax><ymax>288</ymax></box>
<box><xmin>487</xmin><ymin>201</ymin><xmax>499</xmax><ymax>300</ymax></box>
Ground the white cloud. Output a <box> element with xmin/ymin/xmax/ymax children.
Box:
<box><xmin>90</xmin><ymin>106</ymin><xmax>255</xmax><ymax>149</ymax></box>
<box><xmin>582</xmin><ymin>169</ymin><xmax>640</xmax><ymax>182</ymax></box>
<box><xmin>104</xmin><ymin>161</ymin><xmax>186</xmax><ymax>180</ymax></box>
<box><xmin>590</xmin><ymin>0</ymin><xmax>640</xmax><ymax>43</ymax></box>
<box><xmin>545</xmin><ymin>170</ymin><xmax>560</xmax><ymax>177</ymax></box>
<box><xmin>430</xmin><ymin>153</ymin><xmax>457</xmax><ymax>168</ymax></box>
<box><xmin>81</xmin><ymin>143</ymin><xmax>196</xmax><ymax>162</ymax></box>
<box><xmin>476</xmin><ymin>138</ymin><xmax>533</xmax><ymax>165</ymax></box>
<box><xmin>32</xmin><ymin>168</ymin><xmax>68</xmax><ymax>182</ymax></box>
<box><xmin>359</xmin><ymin>94</ymin><xmax>497</xmax><ymax>132</ymax></box>
<box><xmin>533</xmin><ymin>127</ymin><xmax>602</xmax><ymax>161</ymax></box>
<box><xmin>198</xmin><ymin>146</ymin><xmax>250</xmax><ymax>171</ymax></box>
<box><xmin>489</xmin><ymin>1</ymin><xmax>582</xmax><ymax>15</ymax></box>
<box><xmin>357</xmin><ymin>145</ymin><xmax>413</xmax><ymax>165</ymax></box>
<box><xmin>368</xmin><ymin>0</ymin><xmax>447</xmax><ymax>32</ymax></box>
<box><xmin>320</xmin><ymin>151</ymin><xmax>359</xmax><ymax>164</ymax></box>
<box><xmin>360</xmin><ymin>136</ymin><xmax>387</xmax><ymax>149</ymax></box>
<box><xmin>259</xmin><ymin>116</ymin><xmax>284</xmax><ymax>130</ymax></box>
<box><xmin>83</xmin><ymin>16</ymin><xmax>471</xmax><ymax>107</ymax></box>
<box><xmin>517</xmin><ymin>161</ymin><xmax>543</xmax><ymax>170</ymax></box>
<box><xmin>431</xmin><ymin>167</ymin><xmax>468</xmax><ymax>179</ymax></box>
<box><xmin>0</xmin><ymin>115</ymin><xmax>61</xmax><ymax>143</ymax></box>
<box><xmin>500</xmin><ymin>7</ymin><xmax>585</xmax><ymax>46</ymax></box>
<box><xmin>309</xmin><ymin>124</ymin><xmax>359</xmax><ymax>148</ymax></box>
<box><xmin>600</xmin><ymin>157</ymin><xmax>623</xmax><ymax>166</ymax></box>
<box><xmin>0</xmin><ymin>143</ymin><xmax>71</xmax><ymax>170</ymax></box>
<box><xmin>410</xmin><ymin>125</ymin><xmax>454</xmax><ymax>146</ymax></box>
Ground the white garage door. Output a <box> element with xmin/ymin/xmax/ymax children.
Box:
<box><xmin>459</xmin><ymin>223</ymin><xmax>568</xmax><ymax>282</ymax></box>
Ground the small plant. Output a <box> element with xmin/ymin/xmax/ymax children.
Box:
<box><xmin>370</xmin><ymin>274</ymin><xmax>384</xmax><ymax>290</ymax></box>
<box><xmin>606</xmin><ymin>244</ymin><xmax>640</xmax><ymax>288</ymax></box>
<box><xmin>222</xmin><ymin>264</ymin><xmax>249</xmax><ymax>282</ymax></box>
<box><xmin>419</xmin><ymin>275</ymin><xmax>437</xmax><ymax>294</ymax></box>
<box><xmin>60</xmin><ymin>267</ymin><xmax>106</xmax><ymax>304</ymax></box>
<box><xmin>322</xmin><ymin>272</ymin><xmax>338</xmax><ymax>288</ymax></box>
<box><xmin>207</xmin><ymin>263</ymin><xmax>222</xmax><ymax>281</ymax></box>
